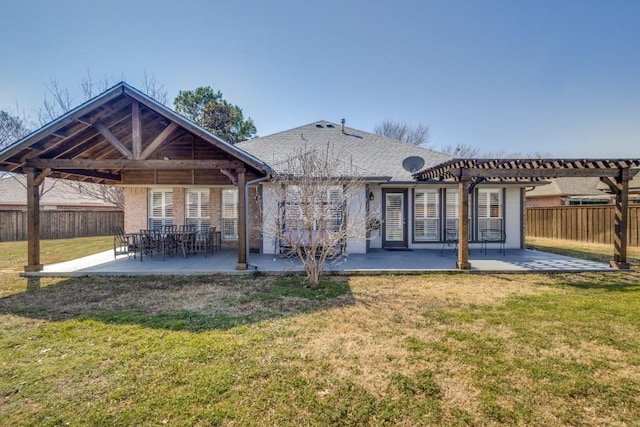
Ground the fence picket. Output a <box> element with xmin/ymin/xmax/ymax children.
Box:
<box><xmin>526</xmin><ymin>206</ymin><xmax>639</xmax><ymax>247</ymax></box>
<box><xmin>0</xmin><ymin>210</ymin><xmax>123</xmax><ymax>242</ymax></box>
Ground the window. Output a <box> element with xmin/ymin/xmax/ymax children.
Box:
<box><xmin>477</xmin><ymin>189</ymin><xmax>503</xmax><ymax>236</ymax></box>
<box><xmin>222</xmin><ymin>188</ymin><xmax>238</xmax><ymax>240</ymax></box>
<box><xmin>149</xmin><ymin>189</ymin><xmax>173</xmax><ymax>230</ymax></box>
<box><xmin>414</xmin><ymin>189</ymin><xmax>439</xmax><ymax>241</ymax></box>
<box><xmin>445</xmin><ymin>189</ymin><xmax>459</xmax><ymax>239</ymax></box>
<box><xmin>186</xmin><ymin>189</ymin><xmax>210</xmax><ymax>231</ymax></box>
<box><xmin>283</xmin><ymin>185</ymin><xmax>344</xmax><ymax>232</ymax></box>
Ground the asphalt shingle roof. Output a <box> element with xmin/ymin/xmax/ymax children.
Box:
<box><xmin>0</xmin><ymin>174</ymin><xmax>118</xmax><ymax>208</ymax></box>
<box><xmin>236</xmin><ymin>120</ymin><xmax>453</xmax><ymax>181</ymax></box>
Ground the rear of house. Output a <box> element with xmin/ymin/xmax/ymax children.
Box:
<box><xmin>238</xmin><ymin>120</ymin><xmax>530</xmax><ymax>255</ymax></box>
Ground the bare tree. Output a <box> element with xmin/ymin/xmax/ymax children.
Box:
<box><xmin>0</xmin><ymin>107</ymin><xmax>32</xmax><ymax>149</ymax></box>
<box><xmin>261</xmin><ymin>145</ymin><xmax>376</xmax><ymax>286</ymax></box>
<box><xmin>439</xmin><ymin>143</ymin><xmax>481</xmax><ymax>158</ymax></box>
<box><xmin>374</xmin><ymin>119</ymin><xmax>430</xmax><ymax>146</ymax></box>
<box><xmin>66</xmin><ymin>181</ymin><xmax>125</xmax><ymax>210</ymax></box>
<box><xmin>141</xmin><ymin>72</ymin><xmax>169</xmax><ymax>104</ymax></box>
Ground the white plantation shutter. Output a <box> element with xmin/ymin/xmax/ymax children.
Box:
<box><xmin>414</xmin><ymin>190</ymin><xmax>439</xmax><ymax>241</ymax></box>
<box><xmin>222</xmin><ymin>188</ymin><xmax>238</xmax><ymax>240</ymax></box>
<box><xmin>478</xmin><ymin>189</ymin><xmax>502</xmax><ymax>235</ymax></box>
<box><xmin>186</xmin><ymin>190</ymin><xmax>210</xmax><ymax>231</ymax></box>
<box><xmin>445</xmin><ymin>189</ymin><xmax>458</xmax><ymax>238</ymax></box>
<box><xmin>148</xmin><ymin>189</ymin><xmax>173</xmax><ymax>229</ymax></box>
<box><xmin>325</xmin><ymin>185</ymin><xmax>343</xmax><ymax>231</ymax></box>
<box><xmin>385</xmin><ymin>193</ymin><xmax>404</xmax><ymax>241</ymax></box>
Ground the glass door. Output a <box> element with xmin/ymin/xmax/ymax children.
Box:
<box><xmin>383</xmin><ymin>190</ymin><xmax>408</xmax><ymax>249</ymax></box>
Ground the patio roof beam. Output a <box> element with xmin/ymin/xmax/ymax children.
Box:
<box><xmin>26</xmin><ymin>159</ymin><xmax>244</xmax><ymax>170</ymax></box>
<box><xmin>448</xmin><ymin>167</ymin><xmax>638</xmax><ymax>180</ymax></box>
<box><xmin>93</xmin><ymin>120</ymin><xmax>134</xmax><ymax>159</ymax></box>
<box><xmin>139</xmin><ymin>122</ymin><xmax>179</xmax><ymax>160</ymax></box>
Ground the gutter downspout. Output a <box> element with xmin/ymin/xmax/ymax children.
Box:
<box><xmin>244</xmin><ymin>174</ymin><xmax>271</xmax><ymax>269</ymax></box>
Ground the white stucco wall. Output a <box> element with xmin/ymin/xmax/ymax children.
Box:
<box><xmin>259</xmin><ymin>182</ymin><xmax>370</xmax><ymax>255</ymax></box>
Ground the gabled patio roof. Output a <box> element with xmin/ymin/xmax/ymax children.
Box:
<box><xmin>0</xmin><ymin>82</ymin><xmax>270</xmax><ymax>184</ymax></box>
<box><xmin>0</xmin><ymin>82</ymin><xmax>270</xmax><ymax>274</ymax></box>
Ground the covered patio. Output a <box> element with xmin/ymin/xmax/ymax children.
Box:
<box><xmin>0</xmin><ymin>82</ymin><xmax>270</xmax><ymax>278</ymax></box>
<box><xmin>25</xmin><ymin>247</ymin><xmax>613</xmax><ymax>277</ymax></box>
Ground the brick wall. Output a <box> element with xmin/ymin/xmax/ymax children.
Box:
<box><xmin>124</xmin><ymin>187</ymin><xmax>147</xmax><ymax>233</ymax></box>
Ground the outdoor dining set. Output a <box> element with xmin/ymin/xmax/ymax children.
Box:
<box><xmin>113</xmin><ymin>225</ymin><xmax>221</xmax><ymax>261</ymax></box>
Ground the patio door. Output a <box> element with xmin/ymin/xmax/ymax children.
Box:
<box><xmin>383</xmin><ymin>189</ymin><xmax>408</xmax><ymax>249</ymax></box>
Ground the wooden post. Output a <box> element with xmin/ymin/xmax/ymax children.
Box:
<box><xmin>132</xmin><ymin>100</ymin><xmax>142</xmax><ymax>159</ymax></box>
<box><xmin>611</xmin><ymin>170</ymin><xmax>630</xmax><ymax>269</ymax></box>
<box><xmin>457</xmin><ymin>178</ymin><xmax>471</xmax><ymax>270</ymax></box>
<box><xmin>236</xmin><ymin>168</ymin><xmax>247</xmax><ymax>270</ymax></box>
<box><xmin>24</xmin><ymin>168</ymin><xmax>43</xmax><ymax>273</ymax></box>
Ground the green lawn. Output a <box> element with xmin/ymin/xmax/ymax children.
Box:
<box><xmin>0</xmin><ymin>237</ymin><xmax>639</xmax><ymax>425</ymax></box>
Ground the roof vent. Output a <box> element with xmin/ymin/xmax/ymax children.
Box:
<box><xmin>315</xmin><ymin>123</ymin><xmax>324</xmax><ymax>128</ymax></box>
<box><xmin>326</xmin><ymin>123</ymin><xmax>335</xmax><ymax>128</ymax></box>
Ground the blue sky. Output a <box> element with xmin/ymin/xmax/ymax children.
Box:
<box><xmin>1</xmin><ymin>0</ymin><xmax>639</xmax><ymax>157</ymax></box>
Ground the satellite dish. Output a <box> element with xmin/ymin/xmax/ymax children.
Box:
<box><xmin>402</xmin><ymin>156</ymin><xmax>425</xmax><ymax>173</ymax></box>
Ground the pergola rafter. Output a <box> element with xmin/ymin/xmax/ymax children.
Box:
<box><xmin>415</xmin><ymin>158</ymin><xmax>640</xmax><ymax>270</ymax></box>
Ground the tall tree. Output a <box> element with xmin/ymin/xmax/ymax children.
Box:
<box><xmin>374</xmin><ymin>119</ymin><xmax>430</xmax><ymax>146</ymax></box>
<box><xmin>174</xmin><ymin>87</ymin><xmax>256</xmax><ymax>144</ymax></box>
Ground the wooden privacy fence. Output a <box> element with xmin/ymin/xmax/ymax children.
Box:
<box><xmin>526</xmin><ymin>205</ymin><xmax>640</xmax><ymax>247</ymax></box>
<box><xmin>0</xmin><ymin>210</ymin><xmax>123</xmax><ymax>242</ymax></box>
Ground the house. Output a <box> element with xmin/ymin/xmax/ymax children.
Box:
<box><xmin>526</xmin><ymin>176</ymin><xmax>640</xmax><ymax>206</ymax></box>
<box><xmin>0</xmin><ymin>174</ymin><xmax>120</xmax><ymax>211</ymax></box>
<box><xmin>1</xmin><ymin>82</ymin><xmax>637</xmax><ymax>271</ymax></box>
<box><xmin>237</xmin><ymin>120</ymin><xmax>532</xmax><ymax>254</ymax></box>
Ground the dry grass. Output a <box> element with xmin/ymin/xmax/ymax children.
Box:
<box><xmin>1</xmin><ymin>237</ymin><xmax>639</xmax><ymax>425</ymax></box>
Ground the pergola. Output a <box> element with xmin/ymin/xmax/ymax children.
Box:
<box><xmin>0</xmin><ymin>82</ymin><xmax>270</xmax><ymax>273</ymax></box>
<box><xmin>415</xmin><ymin>158</ymin><xmax>640</xmax><ymax>270</ymax></box>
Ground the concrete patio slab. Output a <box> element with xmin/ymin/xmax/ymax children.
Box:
<box><xmin>23</xmin><ymin>248</ymin><xmax>614</xmax><ymax>277</ymax></box>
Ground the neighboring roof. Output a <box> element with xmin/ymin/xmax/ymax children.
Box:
<box><xmin>236</xmin><ymin>120</ymin><xmax>453</xmax><ymax>181</ymax></box>
<box><xmin>527</xmin><ymin>177</ymin><xmax>607</xmax><ymax>198</ymax></box>
<box><xmin>0</xmin><ymin>174</ymin><xmax>118</xmax><ymax>208</ymax></box>
<box><xmin>0</xmin><ymin>82</ymin><xmax>269</xmax><ymax>183</ymax></box>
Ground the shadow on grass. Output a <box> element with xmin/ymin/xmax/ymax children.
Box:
<box><xmin>538</xmin><ymin>271</ymin><xmax>640</xmax><ymax>293</ymax></box>
<box><xmin>0</xmin><ymin>275</ymin><xmax>355</xmax><ymax>332</ymax></box>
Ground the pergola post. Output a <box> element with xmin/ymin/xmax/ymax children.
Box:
<box><xmin>236</xmin><ymin>168</ymin><xmax>248</xmax><ymax>270</ymax></box>
<box><xmin>457</xmin><ymin>178</ymin><xmax>471</xmax><ymax>270</ymax></box>
<box><xmin>610</xmin><ymin>169</ymin><xmax>630</xmax><ymax>269</ymax></box>
<box><xmin>24</xmin><ymin>167</ymin><xmax>43</xmax><ymax>273</ymax></box>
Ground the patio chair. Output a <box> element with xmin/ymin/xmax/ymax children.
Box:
<box><xmin>481</xmin><ymin>228</ymin><xmax>506</xmax><ymax>255</ymax></box>
<box><xmin>440</xmin><ymin>228</ymin><xmax>458</xmax><ymax>255</ymax></box>
<box><xmin>191</xmin><ymin>230</ymin><xmax>210</xmax><ymax>257</ymax></box>
<box><xmin>139</xmin><ymin>229</ymin><xmax>166</xmax><ymax>260</ymax></box>
<box><xmin>208</xmin><ymin>226</ymin><xmax>221</xmax><ymax>251</ymax></box>
<box><xmin>113</xmin><ymin>226</ymin><xmax>137</xmax><ymax>259</ymax></box>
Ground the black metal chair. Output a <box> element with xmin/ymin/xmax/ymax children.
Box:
<box><xmin>481</xmin><ymin>229</ymin><xmax>506</xmax><ymax>255</ymax></box>
<box><xmin>440</xmin><ymin>228</ymin><xmax>458</xmax><ymax>255</ymax></box>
